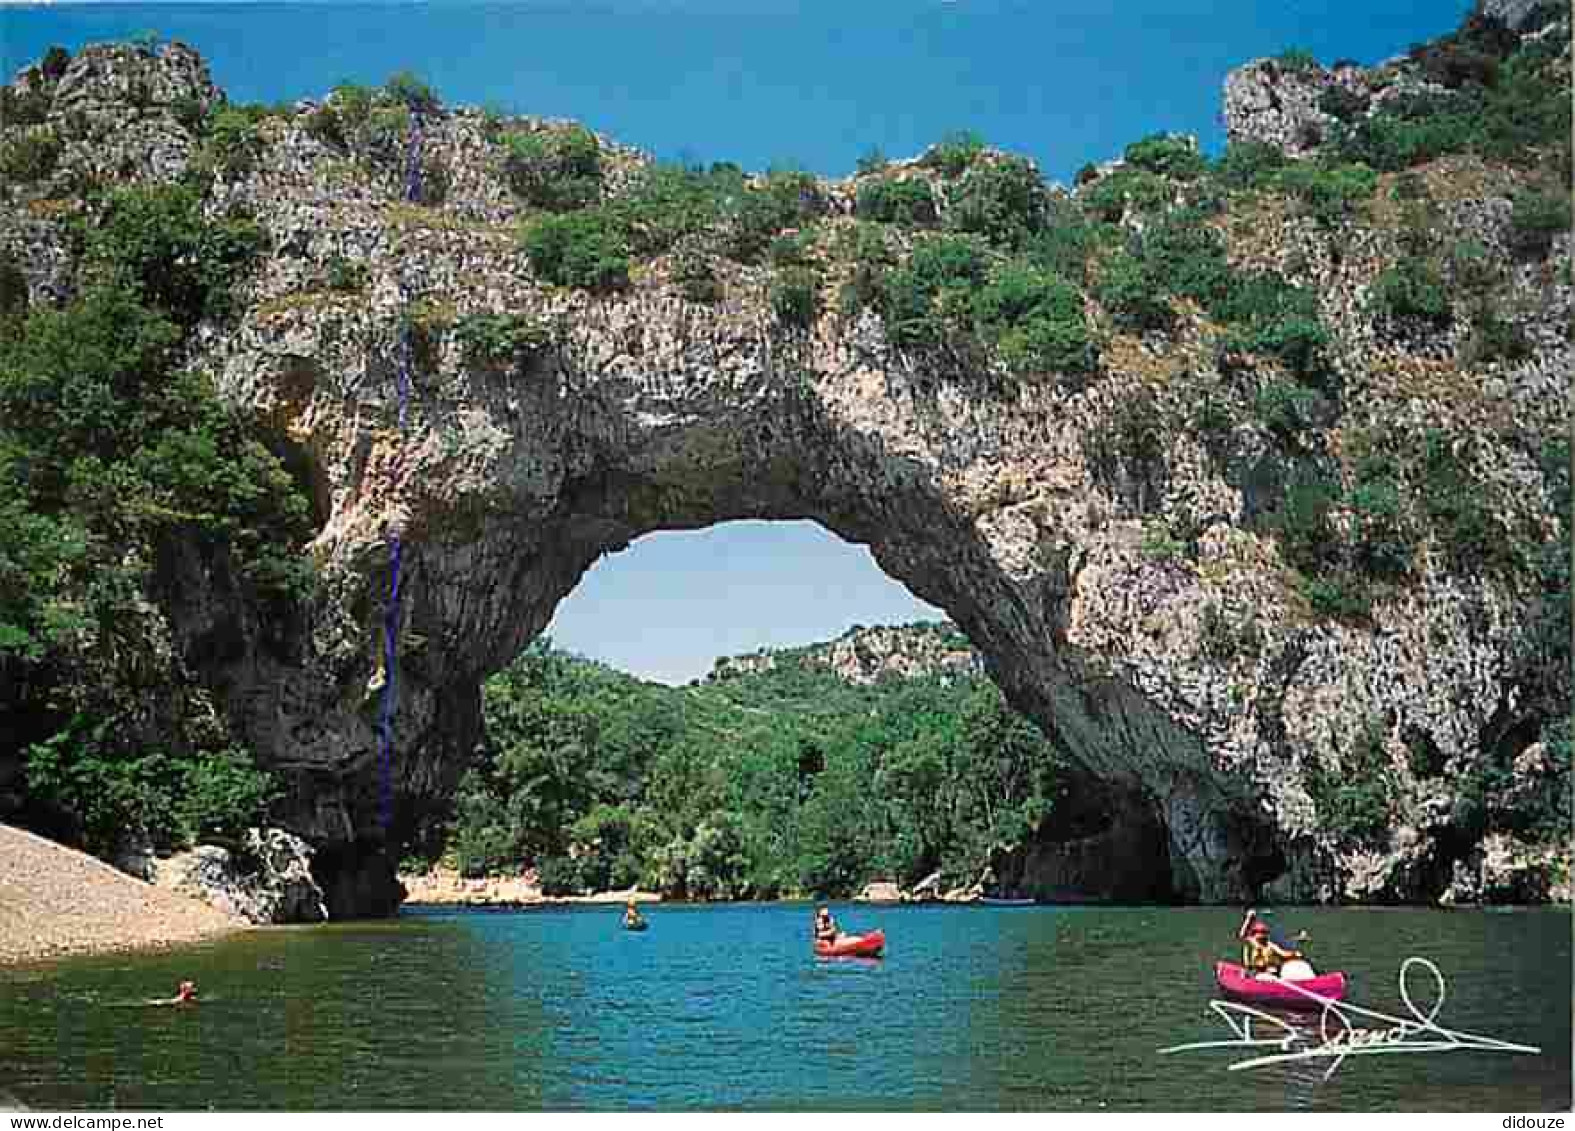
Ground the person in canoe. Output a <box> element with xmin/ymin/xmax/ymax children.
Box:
<box><xmin>623</xmin><ymin>899</ymin><xmax>646</xmax><ymax>930</ymax></box>
<box><xmin>814</xmin><ymin>906</ymin><xmax>842</xmax><ymax>946</ymax></box>
<box><xmin>1238</xmin><ymin>909</ymin><xmax>1309</xmax><ymax>978</ymax></box>
<box><xmin>150</xmin><ymin>980</ymin><xmax>198</xmax><ymax>1006</ymax></box>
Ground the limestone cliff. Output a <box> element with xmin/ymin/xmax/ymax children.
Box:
<box><xmin>706</xmin><ymin>622</ymin><xmax>983</xmax><ymax>686</ymax></box>
<box><xmin>2</xmin><ymin>14</ymin><xmax>1567</xmax><ymax>912</ymax></box>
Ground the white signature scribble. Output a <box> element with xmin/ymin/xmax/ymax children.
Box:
<box><xmin>1158</xmin><ymin>957</ymin><xmax>1541</xmax><ymax>1080</ymax></box>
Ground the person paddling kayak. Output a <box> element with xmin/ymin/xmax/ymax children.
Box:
<box><xmin>1238</xmin><ymin>909</ymin><xmax>1309</xmax><ymax>978</ymax></box>
<box><xmin>813</xmin><ymin>906</ymin><xmax>842</xmax><ymax>946</ymax></box>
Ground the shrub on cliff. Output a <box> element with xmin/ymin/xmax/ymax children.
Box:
<box><xmin>770</xmin><ymin>267</ymin><xmax>821</xmax><ymax>329</ymax></box>
<box><xmin>724</xmin><ymin>169</ymin><xmax>824</xmax><ymax>263</ymax></box>
<box><xmin>384</xmin><ymin>70</ymin><xmax>440</xmax><ymax>114</ymax></box>
<box><xmin>921</xmin><ymin>130</ymin><xmax>985</xmax><ymax>177</ymax></box>
<box><xmin>1408</xmin><ymin>8</ymin><xmax>1518</xmax><ymax>90</ymax></box>
<box><xmin>1327</xmin><ymin>15</ymin><xmax>1570</xmax><ymax>171</ymax></box>
<box><xmin>1317</xmin><ymin>84</ymin><xmax>1370</xmax><ymax>124</ymax></box>
<box><xmin>767</xmin><ymin>227</ymin><xmax>818</xmax><ymax>268</ymax></box>
<box><xmin>1080</xmin><ymin>166</ymin><xmax>1170</xmax><ymax>222</ymax></box>
<box><xmin>0</xmin><ymin>85</ymin><xmax>50</xmax><ymax>127</ymax></box>
<box><xmin>0</xmin><ymin>253</ymin><xmax>27</xmax><ymax>335</ymax></box>
<box><xmin>1096</xmin><ymin>250</ymin><xmax>1172</xmax><ymax>331</ymax></box>
<box><xmin>324</xmin><ymin>255</ymin><xmax>368</xmax><ymax>292</ymax></box>
<box><xmin>969</xmin><ymin>262</ymin><xmax>1096</xmax><ymax>376</ymax></box>
<box><xmin>1123</xmin><ymin>134</ymin><xmax>1207</xmax><ymax>180</ymax></box>
<box><xmin>1</xmin><ymin>129</ymin><xmax>62</xmax><ymax>185</ymax></box>
<box><xmin>608</xmin><ymin>162</ymin><xmax>744</xmax><ymax>257</ymax></box>
<box><xmin>834</xmin><ymin>222</ymin><xmax>893</xmax><ymax>317</ymax></box>
<box><xmin>1274</xmin><ymin>47</ymin><xmax>1320</xmax><ymax>73</ymax></box>
<box><xmin>1021</xmin><ymin>200</ymin><xmax>1102</xmax><ymax>284</ymax></box>
<box><xmin>1140</xmin><ymin>209</ymin><xmax>1234</xmax><ymax>307</ymax></box>
<box><xmin>1214</xmin><ymin>275</ymin><xmax>1329</xmax><ymax>378</ymax></box>
<box><xmin>944</xmin><ymin>155</ymin><xmax>1049</xmax><ymax>246</ymax></box>
<box><xmin>1462</xmin><ymin>301</ymin><xmax>1531</xmax><ymax>367</ymax></box>
<box><xmin>88</xmin><ymin>184</ymin><xmax>265</xmax><ymax>326</ymax></box>
<box><xmin>502</xmin><ymin>125</ymin><xmax>602</xmax><ymax>211</ymax></box>
<box><xmin>198</xmin><ymin>107</ymin><xmax>263</xmax><ymax>178</ymax></box>
<box><xmin>671</xmin><ymin>245</ymin><xmax>723</xmax><ymax>303</ymax></box>
<box><xmin>1330</xmin><ymin>94</ymin><xmax>1479</xmax><ymax>170</ymax></box>
<box><xmin>1305</xmin><ymin>723</ymin><xmax>1394</xmax><ymax>848</ymax></box>
<box><xmin>1418</xmin><ymin>430</ymin><xmax>1521</xmax><ymax>576</ymax></box>
<box><xmin>1275</xmin><ymin>160</ymin><xmax>1377</xmax><ymax>225</ymax></box>
<box><xmin>40</xmin><ymin>45</ymin><xmax>70</xmax><ymax>80</ymax></box>
<box><xmin>1372</xmin><ymin>255</ymin><xmax>1451</xmax><ymax>329</ymax></box>
<box><xmin>1347</xmin><ymin>473</ymin><xmax>1413</xmax><ymax>581</ymax></box>
<box><xmin>1253</xmin><ymin>381</ymin><xmax>1322</xmax><ymax>445</ymax></box>
<box><xmin>364</xmin><ymin>104</ymin><xmax>412</xmax><ymax>166</ymax></box>
<box><xmin>520</xmin><ymin>211</ymin><xmax>629</xmax><ymax>290</ymax></box>
<box><xmin>310</xmin><ymin>83</ymin><xmax>376</xmax><ymax>150</ymax></box>
<box><xmin>1507</xmin><ymin>187</ymin><xmax>1572</xmax><ymax>256</ymax></box>
<box><xmin>854</xmin><ymin>177</ymin><xmax>937</xmax><ymax>225</ymax></box>
<box><xmin>1448</xmin><ymin>237</ymin><xmax>1498</xmax><ymax>291</ymax></box>
<box><xmin>1212</xmin><ymin>139</ymin><xmax>1286</xmax><ymax>191</ymax></box>
<box><xmin>855</xmin><ymin>146</ymin><xmax>889</xmax><ymax>174</ymax></box>
<box><xmin>876</xmin><ymin>233</ymin><xmax>988</xmax><ymax>347</ymax></box>
<box><xmin>454</xmin><ymin>312</ymin><xmax>553</xmax><ymax>366</ymax></box>
<box><xmin>1261</xmin><ymin>470</ymin><xmax>1340</xmax><ymax>577</ymax></box>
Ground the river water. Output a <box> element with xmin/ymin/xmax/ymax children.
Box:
<box><xmin>1</xmin><ymin>904</ymin><xmax>1568</xmax><ymax>1111</ymax></box>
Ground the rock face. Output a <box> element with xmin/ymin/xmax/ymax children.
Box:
<box><xmin>1222</xmin><ymin>58</ymin><xmax>1344</xmax><ymax>158</ymax></box>
<box><xmin>3</xmin><ymin>36</ymin><xmax>1568</xmax><ymax>913</ymax></box>
<box><xmin>153</xmin><ymin>828</ymin><xmax>329</xmax><ymax>924</ymax></box>
<box><xmin>993</xmin><ymin>787</ymin><xmax>1177</xmax><ymax>903</ymax></box>
<box><xmin>707</xmin><ymin>622</ymin><xmax>982</xmax><ymax>686</ymax></box>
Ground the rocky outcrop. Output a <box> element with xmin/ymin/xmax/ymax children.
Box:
<box><xmin>1222</xmin><ymin>57</ymin><xmax>1346</xmax><ymax>157</ymax></box>
<box><xmin>814</xmin><ymin>624</ymin><xmax>983</xmax><ymax>685</ymax></box>
<box><xmin>3</xmin><ymin>32</ymin><xmax>1567</xmax><ymax>914</ymax></box>
<box><xmin>1222</xmin><ymin>52</ymin><xmax>1461</xmax><ymax>158</ymax></box>
<box><xmin>1482</xmin><ymin>0</ymin><xmax>1555</xmax><ymax>31</ymax></box>
<box><xmin>1223</xmin><ymin>4</ymin><xmax>1567</xmax><ymax>157</ymax></box>
<box><xmin>707</xmin><ymin>622</ymin><xmax>982</xmax><ymax>685</ymax></box>
<box><xmin>153</xmin><ymin>828</ymin><xmax>329</xmax><ymax>924</ymax></box>
<box><xmin>1438</xmin><ymin>833</ymin><xmax>1572</xmax><ymax>905</ymax></box>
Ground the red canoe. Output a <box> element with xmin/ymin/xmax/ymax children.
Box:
<box><xmin>815</xmin><ymin>929</ymin><xmax>885</xmax><ymax>958</ymax></box>
<box><xmin>1215</xmin><ymin>961</ymin><xmax>1346</xmax><ymax>1008</ymax></box>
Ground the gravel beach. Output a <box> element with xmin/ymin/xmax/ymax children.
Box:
<box><xmin>0</xmin><ymin>824</ymin><xmax>244</xmax><ymax>966</ymax></box>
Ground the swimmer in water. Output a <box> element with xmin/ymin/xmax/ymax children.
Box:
<box><xmin>150</xmin><ymin>980</ymin><xmax>198</xmax><ymax>1006</ymax></box>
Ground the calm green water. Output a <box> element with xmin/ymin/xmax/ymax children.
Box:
<box><xmin>2</xmin><ymin>905</ymin><xmax>1568</xmax><ymax>1111</ymax></box>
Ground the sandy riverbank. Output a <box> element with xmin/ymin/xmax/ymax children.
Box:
<box><xmin>0</xmin><ymin>824</ymin><xmax>245</xmax><ymax>967</ymax></box>
<box><xmin>400</xmin><ymin>868</ymin><xmax>662</xmax><ymax>908</ymax></box>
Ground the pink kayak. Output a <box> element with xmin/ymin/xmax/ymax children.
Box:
<box><xmin>815</xmin><ymin>929</ymin><xmax>885</xmax><ymax>958</ymax></box>
<box><xmin>1216</xmin><ymin>961</ymin><xmax>1346</xmax><ymax>1008</ymax></box>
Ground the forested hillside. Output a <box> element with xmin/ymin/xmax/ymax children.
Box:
<box><xmin>438</xmin><ymin>625</ymin><xmax>1067</xmax><ymax>898</ymax></box>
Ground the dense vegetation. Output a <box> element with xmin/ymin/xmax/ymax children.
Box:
<box><xmin>0</xmin><ymin>181</ymin><xmax>312</xmax><ymax>857</ymax></box>
<box><xmin>430</xmin><ymin>629</ymin><xmax>1069</xmax><ymax>898</ymax></box>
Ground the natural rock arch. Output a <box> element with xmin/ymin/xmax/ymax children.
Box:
<box><xmin>215</xmin><ymin>289</ymin><xmax>1277</xmax><ymax>914</ymax></box>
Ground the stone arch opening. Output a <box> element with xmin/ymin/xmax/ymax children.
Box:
<box><xmin>221</xmin><ymin>320</ymin><xmax>1280</xmax><ymax>916</ymax></box>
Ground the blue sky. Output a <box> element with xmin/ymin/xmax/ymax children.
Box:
<box><xmin>4</xmin><ymin>2</ymin><xmax>1468</xmax><ymax>682</ymax></box>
